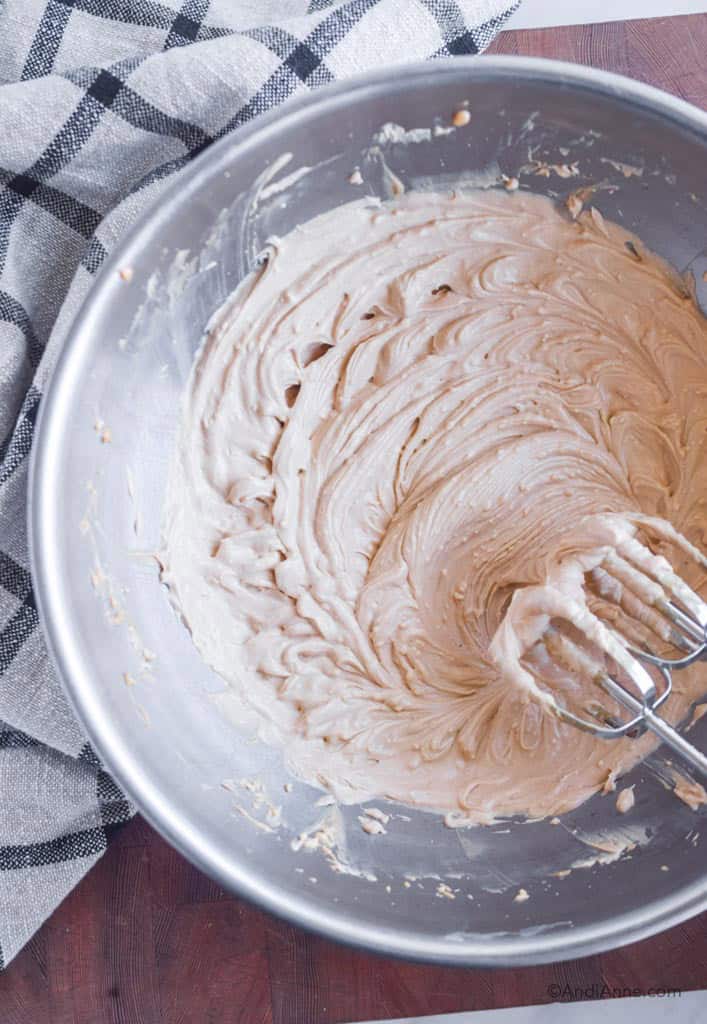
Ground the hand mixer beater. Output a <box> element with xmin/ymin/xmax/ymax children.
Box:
<box><xmin>494</xmin><ymin>514</ymin><xmax>707</xmax><ymax>777</ymax></box>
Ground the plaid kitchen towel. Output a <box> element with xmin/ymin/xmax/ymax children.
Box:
<box><xmin>0</xmin><ymin>0</ymin><xmax>518</xmax><ymax>969</ymax></box>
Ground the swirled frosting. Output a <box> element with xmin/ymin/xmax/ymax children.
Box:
<box><xmin>161</xmin><ymin>190</ymin><xmax>707</xmax><ymax>822</ymax></box>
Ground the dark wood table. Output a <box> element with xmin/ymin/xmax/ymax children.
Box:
<box><xmin>3</xmin><ymin>14</ymin><xmax>707</xmax><ymax>1024</ymax></box>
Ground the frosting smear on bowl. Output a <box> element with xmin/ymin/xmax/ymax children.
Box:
<box><xmin>161</xmin><ymin>190</ymin><xmax>707</xmax><ymax>823</ymax></box>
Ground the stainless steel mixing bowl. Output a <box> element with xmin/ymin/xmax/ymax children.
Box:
<box><xmin>30</xmin><ymin>57</ymin><xmax>707</xmax><ymax>965</ymax></box>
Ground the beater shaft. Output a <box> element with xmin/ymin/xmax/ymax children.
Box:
<box><xmin>600</xmin><ymin>672</ymin><xmax>707</xmax><ymax>778</ymax></box>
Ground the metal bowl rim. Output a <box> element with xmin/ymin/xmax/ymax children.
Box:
<box><xmin>29</xmin><ymin>55</ymin><xmax>707</xmax><ymax>966</ymax></box>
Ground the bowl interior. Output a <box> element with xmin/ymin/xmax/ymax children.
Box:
<box><xmin>32</xmin><ymin>59</ymin><xmax>707</xmax><ymax>964</ymax></box>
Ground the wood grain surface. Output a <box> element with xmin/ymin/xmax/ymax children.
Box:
<box><xmin>2</xmin><ymin>14</ymin><xmax>707</xmax><ymax>1024</ymax></box>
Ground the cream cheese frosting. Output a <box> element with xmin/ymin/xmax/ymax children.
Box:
<box><xmin>161</xmin><ymin>189</ymin><xmax>707</xmax><ymax>823</ymax></box>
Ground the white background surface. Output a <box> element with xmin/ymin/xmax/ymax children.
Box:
<box><xmin>360</xmin><ymin>989</ymin><xmax>707</xmax><ymax>1024</ymax></box>
<box><xmin>506</xmin><ymin>0</ymin><xmax>707</xmax><ymax>29</ymax></box>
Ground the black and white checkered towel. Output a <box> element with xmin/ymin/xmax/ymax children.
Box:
<box><xmin>0</xmin><ymin>0</ymin><xmax>518</xmax><ymax>969</ymax></box>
